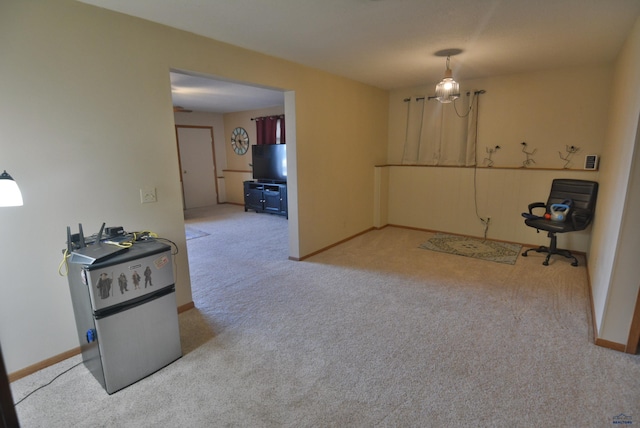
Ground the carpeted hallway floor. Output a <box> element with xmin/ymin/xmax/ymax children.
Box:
<box><xmin>11</xmin><ymin>204</ymin><xmax>640</xmax><ymax>427</ymax></box>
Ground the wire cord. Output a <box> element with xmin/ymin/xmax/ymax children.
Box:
<box><xmin>453</xmin><ymin>91</ymin><xmax>476</xmax><ymax>118</ymax></box>
<box><xmin>470</xmin><ymin>93</ymin><xmax>491</xmax><ymax>240</ymax></box>
<box><xmin>58</xmin><ymin>249</ymin><xmax>70</xmax><ymax>276</ymax></box>
<box><xmin>102</xmin><ymin>240</ymin><xmax>133</xmax><ymax>248</ymax></box>
<box><xmin>60</xmin><ymin>229</ymin><xmax>176</xmax><ymax>277</ymax></box>
<box><xmin>14</xmin><ymin>362</ymin><xmax>83</xmax><ymax>406</ymax></box>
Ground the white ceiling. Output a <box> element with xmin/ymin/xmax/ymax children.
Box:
<box><xmin>81</xmin><ymin>0</ymin><xmax>640</xmax><ymax>113</ymax></box>
<box><xmin>170</xmin><ymin>71</ymin><xmax>285</xmax><ymax>114</ymax></box>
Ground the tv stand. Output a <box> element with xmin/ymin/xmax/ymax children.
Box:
<box><xmin>256</xmin><ymin>179</ymin><xmax>286</xmax><ymax>185</ymax></box>
<box><xmin>244</xmin><ymin>181</ymin><xmax>288</xmax><ymax>218</ymax></box>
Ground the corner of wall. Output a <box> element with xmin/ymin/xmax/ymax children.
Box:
<box><xmin>588</xmin><ymin>15</ymin><xmax>640</xmax><ymax>346</ymax></box>
<box><xmin>373</xmin><ymin>166</ymin><xmax>389</xmax><ymax>228</ymax></box>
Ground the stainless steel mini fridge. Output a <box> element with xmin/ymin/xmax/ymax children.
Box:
<box><xmin>67</xmin><ymin>240</ymin><xmax>182</xmax><ymax>394</ymax></box>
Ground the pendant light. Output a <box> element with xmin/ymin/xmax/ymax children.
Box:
<box><xmin>0</xmin><ymin>170</ymin><xmax>23</xmax><ymax>207</ymax></box>
<box><xmin>435</xmin><ymin>55</ymin><xmax>459</xmax><ymax>103</ymax></box>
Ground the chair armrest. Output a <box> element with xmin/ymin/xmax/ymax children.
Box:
<box><xmin>527</xmin><ymin>202</ymin><xmax>546</xmax><ymax>214</ymax></box>
<box><xmin>570</xmin><ymin>207</ymin><xmax>592</xmax><ymax>229</ymax></box>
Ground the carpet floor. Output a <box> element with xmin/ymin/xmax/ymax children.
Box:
<box><xmin>10</xmin><ymin>204</ymin><xmax>640</xmax><ymax>427</ymax></box>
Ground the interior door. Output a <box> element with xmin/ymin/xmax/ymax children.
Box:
<box><xmin>176</xmin><ymin>126</ymin><xmax>218</xmax><ymax>209</ymax></box>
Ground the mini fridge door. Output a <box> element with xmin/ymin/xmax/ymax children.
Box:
<box><xmin>93</xmin><ymin>287</ymin><xmax>182</xmax><ymax>394</ymax></box>
<box><xmin>84</xmin><ymin>243</ymin><xmax>174</xmax><ymax>312</ymax></box>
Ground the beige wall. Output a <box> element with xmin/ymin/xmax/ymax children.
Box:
<box><xmin>383</xmin><ymin>167</ymin><xmax>597</xmax><ymax>249</ymax></box>
<box><xmin>383</xmin><ymin>66</ymin><xmax>608</xmax><ymax>248</ymax></box>
<box><xmin>294</xmin><ymin>79</ymin><xmax>388</xmax><ymax>254</ymax></box>
<box><xmin>0</xmin><ymin>0</ymin><xmax>388</xmax><ymax>374</ymax></box>
<box><xmin>388</xmin><ymin>65</ymin><xmax>611</xmax><ymax>167</ymax></box>
<box><xmin>589</xmin><ymin>17</ymin><xmax>640</xmax><ymax>345</ymax></box>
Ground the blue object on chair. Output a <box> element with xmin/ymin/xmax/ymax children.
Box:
<box><xmin>550</xmin><ymin>203</ymin><xmax>570</xmax><ymax>221</ymax></box>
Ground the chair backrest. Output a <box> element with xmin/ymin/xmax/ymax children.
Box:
<box><xmin>547</xmin><ymin>179</ymin><xmax>598</xmax><ymax>216</ymax></box>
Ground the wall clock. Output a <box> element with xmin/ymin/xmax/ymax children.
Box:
<box><xmin>231</xmin><ymin>127</ymin><xmax>250</xmax><ymax>155</ymax></box>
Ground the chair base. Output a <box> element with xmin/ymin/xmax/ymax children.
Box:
<box><xmin>521</xmin><ymin>232</ymin><xmax>579</xmax><ymax>266</ymax></box>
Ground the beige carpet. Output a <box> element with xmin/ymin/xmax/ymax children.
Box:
<box><xmin>10</xmin><ymin>204</ymin><xmax>640</xmax><ymax>427</ymax></box>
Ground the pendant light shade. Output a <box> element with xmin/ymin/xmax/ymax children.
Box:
<box><xmin>435</xmin><ymin>56</ymin><xmax>460</xmax><ymax>103</ymax></box>
<box><xmin>0</xmin><ymin>170</ymin><xmax>23</xmax><ymax>207</ymax></box>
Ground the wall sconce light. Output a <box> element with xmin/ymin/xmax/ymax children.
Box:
<box><xmin>435</xmin><ymin>55</ymin><xmax>460</xmax><ymax>104</ymax></box>
<box><xmin>0</xmin><ymin>170</ymin><xmax>24</xmax><ymax>207</ymax></box>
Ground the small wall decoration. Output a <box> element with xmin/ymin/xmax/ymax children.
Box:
<box><xmin>231</xmin><ymin>127</ymin><xmax>250</xmax><ymax>155</ymax></box>
<box><xmin>520</xmin><ymin>141</ymin><xmax>536</xmax><ymax>168</ymax></box>
<box><xmin>558</xmin><ymin>145</ymin><xmax>580</xmax><ymax>169</ymax></box>
<box><xmin>483</xmin><ymin>145</ymin><xmax>501</xmax><ymax>167</ymax></box>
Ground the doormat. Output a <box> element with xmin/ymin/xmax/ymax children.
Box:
<box><xmin>185</xmin><ymin>226</ymin><xmax>210</xmax><ymax>241</ymax></box>
<box><xmin>419</xmin><ymin>233</ymin><xmax>521</xmax><ymax>265</ymax></box>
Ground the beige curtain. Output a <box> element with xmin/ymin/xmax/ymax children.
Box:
<box><xmin>401</xmin><ymin>91</ymin><xmax>479</xmax><ymax>166</ymax></box>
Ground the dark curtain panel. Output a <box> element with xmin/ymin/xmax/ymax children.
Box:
<box><xmin>256</xmin><ymin>118</ymin><xmax>267</xmax><ymax>145</ymax></box>
<box><xmin>280</xmin><ymin>116</ymin><xmax>286</xmax><ymax>144</ymax></box>
<box><xmin>254</xmin><ymin>115</ymin><xmax>285</xmax><ymax>145</ymax></box>
<box><xmin>265</xmin><ymin>117</ymin><xmax>277</xmax><ymax>144</ymax></box>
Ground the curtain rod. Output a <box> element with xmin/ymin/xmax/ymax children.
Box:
<box><xmin>426</xmin><ymin>89</ymin><xmax>485</xmax><ymax>101</ymax></box>
<box><xmin>403</xmin><ymin>90</ymin><xmax>486</xmax><ymax>102</ymax></box>
<box><xmin>251</xmin><ymin>114</ymin><xmax>285</xmax><ymax>121</ymax></box>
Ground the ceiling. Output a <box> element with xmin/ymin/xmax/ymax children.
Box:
<box><xmin>170</xmin><ymin>71</ymin><xmax>285</xmax><ymax>114</ymax></box>
<box><xmin>80</xmin><ymin>0</ymin><xmax>640</xmax><ymax>113</ymax></box>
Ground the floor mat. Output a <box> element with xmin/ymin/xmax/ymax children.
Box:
<box><xmin>419</xmin><ymin>233</ymin><xmax>521</xmax><ymax>265</ymax></box>
<box><xmin>185</xmin><ymin>226</ymin><xmax>210</xmax><ymax>240</ymax></box>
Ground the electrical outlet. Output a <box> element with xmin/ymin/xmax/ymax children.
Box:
<box><xmin>140</xmin><ymin>188</ymin><xmax>157</xmax><ymax>204</ymax></box>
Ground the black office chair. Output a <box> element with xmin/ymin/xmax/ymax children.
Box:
<box><xmin>521</xmin><ymin>179</ymin><xmax>598</xmax><ymax>266</ymax></box>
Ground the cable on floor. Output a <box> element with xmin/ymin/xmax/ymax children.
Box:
<box><xmin>14</xmin><ymin>361</ymin><xmax>83</xmax><ymax>406</ymax></box>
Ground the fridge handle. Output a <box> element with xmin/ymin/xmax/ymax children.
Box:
<box><xmin>94</xmin><ymin>285</ymin><xmax>175</xmax><ymax>320</ymax></box>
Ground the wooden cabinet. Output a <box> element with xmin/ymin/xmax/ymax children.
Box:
<box><xmin>244</xmin><ymin>181</ymin><xmax>288</xmax><ymax>218</ymax></box>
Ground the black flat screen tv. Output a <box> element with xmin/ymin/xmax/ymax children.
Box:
<box><xmin>252</xmin><ymin>144</ymin><xmax>287</xmax><ymax>182</ymax></box>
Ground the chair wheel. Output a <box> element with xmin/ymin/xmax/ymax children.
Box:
<box><xmin>521</xmin><ymin>252</ymin><xmax>528</xmax><ymax>257</ymax></box>
<box><xmin>543</xmin><ymin>261</ymin><xmax>549</xmax><ymax>266</ymax></box>
<box><xmin>571</xmin><ymin>262</ymin><xmax>578</xmax><ymax>267</ymax></box>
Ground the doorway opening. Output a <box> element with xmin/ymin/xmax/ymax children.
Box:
<box><xmin>169</xmin><ymin>69</ymin><xmax>299</xmax><ymax>262</ymax></box>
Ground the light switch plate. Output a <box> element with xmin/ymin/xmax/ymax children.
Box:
<box><xmin>140</xmin><ymin>188</ymin><xmax>157</xmax><ymax>203</ymax></box>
